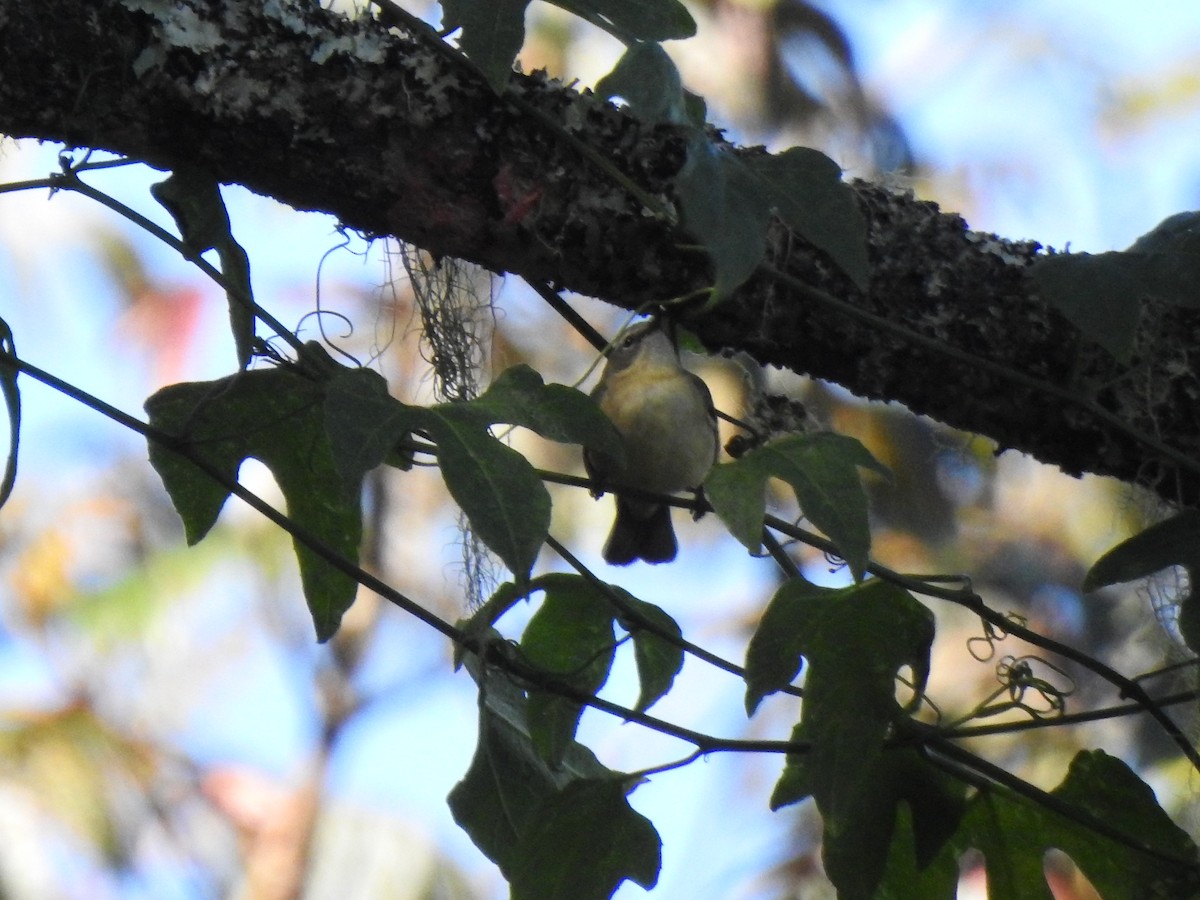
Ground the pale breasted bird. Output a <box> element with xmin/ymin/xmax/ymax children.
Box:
<box><xmin>585</xmin><ymin>320</ymin><xmax>719</xmax><ymax>565</ymax></box>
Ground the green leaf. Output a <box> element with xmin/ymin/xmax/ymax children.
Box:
<box><xmin>144</xmin><ymin>367</ymin><xmax>362</xmax><ymax>641</ymax></box>
<box><xmin>552</xmin><ymin>0</ymin><xmax>694</xmax><ymax>43</ymax></box>
<box><xmin>1083</xmin><ymin>510</ymin><xmax>1200</xmax><ymax>651</ymax></box>
<box><xmin>743</xmin><ymin>147</ymin><xmax>870</xmax><ymax>290</ymax></box>
<box><xmin>1127</xmin><ymin>210</ymin><xmax>1200</xmax><ymax>306</ymax></box>
<box><xmin>675</xmin><ymin>138</ymin><xmax>773</xmax><ymax>301</ymax></box>
<box><xmin>458</xmin><ymin>365</ymin><xmax>623</xmax><ymax>462</ymax></box>
<box><xmin>442</xmin><ymin>0</ymin><xmax>693</xmax><ymax>91</ymax></box>
<box><xmin>324</xmin><ymin>365</ymin><xmax>620</xmax><ymax>579</ymax></box>
<box><xmin>962</xmin><ymin>751</ymin><xmax>1199</xmax><ymax>899</ymax></box>
<box><xmin>619</xmin><ymin>596</ymin><xmax>684</xmax><ymax>712</ymax></box>
<box><xmin>449</xmin><ymin>659</ymin><xmax>661</xmax><ymax>898</ymax></box>
<box><xmin>1032</xmin><ymin>213</ymin><xmax>1200</xmax><ymax>362</ymax></box>
<box><xmin>0</xmin><ymin>318</ymin><xmax>19</xmax><ymax>512</ymax></box>
<box><xmin>508</xmin><ymin>777</ymin><xmax>661</xmax><ymax>899</ymax></box>
<box><xmin>707</xmin><ymin>432</ymin><xmax>887</xmax><ymax>580</ymax></box>
<box><xmin>440</xmin><ymin>0</ymin><xmax>529</xmax><ymax>92</ymax></box>
<box><xmin>1029</xmin><ymin>251</ymin><xmax>1143</xmax><ymax>362</ymax></box>
<box><xmin>520</xmin><ymin>574</ymin><xmax>616</xmax><ymax>765</ymax></box>
<box><xmin>596</xmin><ymin>42</ymin><xmax>689</xmax><ymax>125</ymax></box>
<box><xmin>873</xmin><ymin>749</ymin><xmax>1200</xmax><ymax>900</ymax></box>
<box><xmin>151</xmin><ymin>167</ymin><xmax>256</xmax><ymax>368</ymax></box>
<box><xmin>749</xmin><ymin>579</ymin><xmax>935</xmax><ymax>899</ymax></box>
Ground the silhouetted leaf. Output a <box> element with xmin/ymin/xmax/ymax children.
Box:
<box><xmin>1030</xmin><ymin>251</ymin><xmax>1142</xmax><ymax>362</ymax></box>
<box><xmin>620</xmin><ymin>596</ymin><xmax>683</xmax><ymax>712</ymax></box>
<box><xmin>597</xmin><ymin>42</ymin><xmax>688</xmax><ymax>125</ymax></box>
<box><xmin>675</xmin><ymin>138</ymin><xmax>773</xmax><ymax>301</ymax></box>
<box><xmin>443</xmin><ymin>0</ymin><xmax>693</xmax><ymax>91</ymax></box>
<box><xmin>521</xmin><ymin>574</ymin><xmax>616</xmax><ymax>765</ymax></box>
<box><xmin>145</xmin><ymin>367</ymin><xmax>361</xmax><ymax>641</ymax></box>
<box><xmin>508</xmin><ymin>777</ymin><xmax>661</xmax><ymax>899</ymax></box>
<box><xmin>707</xmin><ymin>432</ymin><xmax>886</xmax><ymax>580</ymax></box>
<box><xmin>325</xmin><ymin>365</ymin><xmax>618</xmax><ymax>578</ymax></box>
<box><xmin>1083</xmin><ymin>510</ymin><xmax>1200</xmax><ymax>651</ymax></box>
<box><xmin>449</xmin><ymin>658</ymin><xmax>660</xmax><ymax>898</ymax></box>
<box><xmin>152</xmin><ymin>167</ymin><xmax>255</xmax><ymax>368</ymax></box>
<box><xmin>749</xmin><ymin>579</ymin><xmax>934</xmax><ymax>899</ymax></box>
<box><xmin>744</xmin><ymin>147</ymin><xmax>870</xmax><ymax>290</ymax></box>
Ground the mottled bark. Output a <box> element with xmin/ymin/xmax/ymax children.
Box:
<box><xmin>1</xmin><ymin>0</ymin><xmax>1198</xmax><ymax>503</ymax></box>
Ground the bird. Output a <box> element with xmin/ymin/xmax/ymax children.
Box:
<box><xmin>585</xmin><ymin>319</ymin><xmax>719</xmax><ymax>565</ymax></box>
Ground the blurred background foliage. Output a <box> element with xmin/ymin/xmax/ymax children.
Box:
<box><xmin>0</xmin><ymin>0</ymin><xmax>1199</xmax><ymax>897</ymax></box>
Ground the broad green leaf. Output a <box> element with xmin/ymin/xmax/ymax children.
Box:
<box><xmin>449</xmin><ymin>658</ymin><xmax>660</xmax><ymax>898</ymax></box>
<box><xmin>508</xmin><ymin>777</ymin><xmax>661</xmax><ymax>899</ymax></box>
<box><xmin>750</xmin><ymin>579</ymin><xmax>934</xmax><ymax>899</ymax></box>
<box><xmin>0</xmin><ymin>317</ymin><xmax>19</xmax><ymax>511</ymax></box>
<box><xmin>324</xmin><ymin>364</ymin><xmax>620</xmax><ymax>578</ymax></box>
<box><xmin>456</xmin><ymin>365</ymin><xmax>623</xmax><ymax>462</ymax></box>
<box><xmin>151</xmin><ymin>167</ymin><xmax>256</xmax><ymax>368</ymax></box>
<box><xmin>874</xmin><ymin>803</ymin><xmax>960</xmax><ymax>900</ymax></box>
<box><xmin>619</xmin><ymin>596</ymin><xmax>684</xmax><ymax>712</ymax></box>
<box><xmin>1083</xmin><ymin>510</ymin><xmax>1200</xmax><ymax>651</ymax></box>
<box><xmin>431</xmin><ymin>411</ymin><xmax>551</xmax><ymax>579</ymax></box>
<box><xmin>596</xmin><ymin>42</ymin><xmax>689</xmax><ymax>125</ymax></box>
<box><xmin>744</xmin><ymin>147</ymin><xmax>870</xmax><ymax>290</ymax></box>
<box><xmin>144</xmin><ymin>367</ymin><xmax>362</xmax><ymax>641</ymax></box>
<box><xmin>520</xmin><ymin>574</ymin><xmax>616</xmax><ymax>765</ymax></box>
<box><xmin>463</xmin><ymin>576</ymin><xmax>682</xmax><ymax>715</ymax></box>
<box><xmin>675</xmin><ymin>138</ymin><xmax>773</xmax><ymax>301</ymax></box>
<box><xmin>1029</xmin><ymin>251</ymin><xmax>1142</xmax><ymax>362</ymax></box>
<box><xmin>707</xmin><ymin>432</ymin><xmax>887</xmax><ymax>580</ymax></box>
<box><xmin>440</xmin><ymin>0</ymin><xmax>529</xmax><ymax>92</ymax></box>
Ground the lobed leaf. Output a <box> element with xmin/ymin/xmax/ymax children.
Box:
<box><xmin>750</xmin><ymin>578</ymin><xmax>935</xmax><ymax>898</ymax></box>
<box><xmin>325</xmin><ymin>364</ymin><xmax>618</xmax><ymax>579</ymax></box>
<box><xmin>145</xmin><ymin>367</ymin><xmax>362</xmax><ymax>641</ymax></box>
<box><xmin>449</xmin><ymin>657</ymin><xmax>660</xmax><ymax>898</ymax></box>
<box><xmin>707</xmin><ymin>432</ymin><xmax>887</xmax><ymax>580</ymax></box>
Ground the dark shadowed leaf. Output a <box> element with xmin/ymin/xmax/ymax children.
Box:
<box><xmin>325</xmin><ymin>365</ymin><xmax>618</xmax><ymax>579</ymax></box>
<box><xmin>520</xmin><ymin>574</ymin><xmax>616</xmax><ymax>765</ymax></box>
<box><xmin>1029</xmin><ymin>252</ymin><xmax>1142</xmax><ymax>362</ymax></box>
<box><xmin>151</xmin><ymin>167</ymin><xmax>256</xmax><ymax>368</ymax></box>
<box><xmin>1083</xmin><ymin>510</ymin><xmax>1200</xmax><ymax>651</ymax></box>
<box><xmin>619</xmin><ymin>596</ymin><xmax>684</xmax><ymax>712</ymax></box>
<box><xmin>145</xmin><ymin>367</ymin><xmax>361</xmax><ymax>641</ymax></box>
<box><xmin>449</xmin><ymin>657</ymin><xmax>660</xmax><ymax>898</ymax></box>
<box><xmin>508</xmin><ymin>777</ymin><xmax>661</xmax><ymax>899</ymax></box>
<box><xmin>596</xmin><ymin>42</ymin><xmax>688</xmax><ymax>125</ymax></box>
<box><xmin>675</xmin><ymin>137</ymin><xmax>773</xmax><ymax>301</ymax></box>
<box><xmin>750</xmin><ymin>579</ymin><xmax>934</xmax><ymax>899</ymax></box>
<box><xmin>744</xmin><ymin>147</ymin><xmax>870</xmax><ymax>290</ymax></box>
<box><xmin>707</xmin><ymin>432</ymin><xmax>886</xmax><ymax>580</ymax></box>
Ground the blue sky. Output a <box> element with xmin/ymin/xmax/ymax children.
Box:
<box><xmin>1</xmin><ymin>2</ymin><xmax>1199</xmax><ymax>898</ymax></box>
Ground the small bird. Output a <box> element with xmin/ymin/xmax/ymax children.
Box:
<box><xmin>585</xmin><ymin>319</ymin><xmax>719</xmax><ymax>565</ymax></box>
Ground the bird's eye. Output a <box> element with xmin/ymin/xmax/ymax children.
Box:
<box><xmin>621</xmin><ymin>334</ymin><xmax>638</xmax><ymax>349</ymax></box>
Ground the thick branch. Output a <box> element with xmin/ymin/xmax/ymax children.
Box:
<box><xmin>2</xmin><ymin>0</ymin><xmax>1198</xmax><ymax>502</ymax></box>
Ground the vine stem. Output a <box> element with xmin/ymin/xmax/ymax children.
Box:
<box><xmin>0</xmin><ymin>346</ymin><xmax>811</xmax><ymax>756</ymax></box>
<box><xmin>761</xmin><ymin>512</ymin><xmax>1200</xmax><ymax>771</ymax></box>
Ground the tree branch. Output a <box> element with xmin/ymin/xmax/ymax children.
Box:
<box><xmin>3</xmin><ymin>0</ymin><xmax>1199</xmax><ymax>503</ymax></box>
